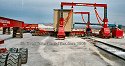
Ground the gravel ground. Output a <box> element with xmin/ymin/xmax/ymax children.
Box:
<box><xmin>0</xmin><ymin>33</ymin><xmax>119</xmax><ymax>66</ymax></box>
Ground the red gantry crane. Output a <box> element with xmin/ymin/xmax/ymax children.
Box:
<box><xmin>74</xmin><ymin>12</ymin><xmax>92</xmax><ymax>36</ymax></box>
<box><xmin>57</xmin><ymin>2</ymin><xmax>110</xmax><ymax>39</ymax></box>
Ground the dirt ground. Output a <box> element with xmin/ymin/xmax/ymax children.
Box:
<box><xmin>0</xmin><ymin>32</ymin><xmax>124</xmax><ymax>66</ymax></box>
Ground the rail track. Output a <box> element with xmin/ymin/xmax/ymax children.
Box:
<box><xmin>84</xmin><ymin>37</ymin><xmax>125</xmax><ymax>61</ymax></box>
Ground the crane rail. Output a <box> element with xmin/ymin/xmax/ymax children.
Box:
<box><xmin>85</xmin><ymin>38</ymin><xmax>125</xmax><ymax>61</ymax></box>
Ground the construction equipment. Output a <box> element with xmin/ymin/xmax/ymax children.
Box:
<box><xmin>32</xmin><ymin>29</ymin><xmax>48</xmax><ymax>36</ymax></box>
<box><xmin>57</xmin><ymin>2</ymin><xmax>110</xmax><ymax>39</ymax></box>
<box><xmin>23</xmin><ymin>23</ymin><xmax>38</xmax><ymax>33</ymax></box>
<box><xmin>0</xmin><ymin>48</ymin><xmax>28</xmax><ymax>66</ymax></box>
<box><xmin>0</xmin><ymin>17</ymin><xmax>24</xmax><ymax>38</ymax></box>
<box><xmin>70</xmin><ymin>30</ymin><xmax>85</xmax><ymax>37</ymax></box>
<box><xmin>74</xmin><ymin>12</ymin><xmax>92</xmax><ymax>36</ymax></box>
<box><xmin>112</xmin><ymin>28</ymin><xmax>124</xmax><ymax>38</ymax></box>
<box><xmin>111</xmin><ymin>25</ymin><xmax>124</xmax><ymax>38</ymax></box>
<box><xmin>0</xmin><ymin>17</ymin><xmax>28</xmax><ymax>66</ymax></box>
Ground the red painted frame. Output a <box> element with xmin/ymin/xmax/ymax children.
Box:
<box><xmin>0</xmin><ymin>17</ymin><xmax>24</xmax><ymax>28</ymax></box>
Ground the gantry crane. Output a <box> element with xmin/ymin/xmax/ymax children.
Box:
<box><xmin>57</xmin><ymin>2</ymin><xmax>110</xmax><ymax>39</ymax></box>
<box><xmin>74</xmin><ymin>12</ymin><xmax>92</xmax><ymax>36</ymax></box>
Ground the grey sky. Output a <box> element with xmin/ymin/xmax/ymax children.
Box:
<box><xmin>0</xmin><ymin>0</ymin><xmax>125</xmax><ymax>25</ymax></box>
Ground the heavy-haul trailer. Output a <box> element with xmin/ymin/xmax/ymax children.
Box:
<box><xmin>57</xmin><ymin>2</ymin><xmax>111</xmax><ymax>39</ymax></box>
<box><xmin>0</xmin><ymin>16</ymin><xmax>24</xmax><ymax>38</ymax></box>
<box><xmin>0</xmin><ymin>17</ymin><xmax>28</xmax><ymax>66</ymax></box>
<box><xmin>23</xmin><ymin>23</ymin><xmax>38</xmax><ymax>32</ymax></box>
<box><xmin>32</xmin><ymin>29</ymin><xmax>47</xmax><ymax>36</ymax></box>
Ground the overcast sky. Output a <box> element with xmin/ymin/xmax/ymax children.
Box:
<box><xmin>0</xmin><ymin>0</ymin><xmax>125</xmax><ymax>25</ymax></box>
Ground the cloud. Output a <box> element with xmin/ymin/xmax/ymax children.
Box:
<box><xmin>0</xmin><ymin>0</ymin><xmax>125</xmax><ymax>25</ymax></box>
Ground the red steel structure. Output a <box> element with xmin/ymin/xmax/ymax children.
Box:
<box><xmin>74</xmin><ymin>12</ymin><xmax>92</xmax><ymax>35</ymax></box>
<box><xmin>23</xmin><ymin>23</ymin><xmax>38</xmax><ymax>31</ymax></box>
<box><xmin>0</xmin><ymin>16</ymin><xmax>24</xmax><ymax>55</ymax></box>
<box><xmin>71</xmin><ymin>12</ymin><xmax>92</xmax><ymax>36</ymax></box>
<box><xmin>0</xmin><ymin>17</ymin><xmax>24</xmax><ymax>27</ymax></box>
<box><xmin>58</xmin><ymin>2</ymin><xmax>110</xmax><ymax>39</ymax></box>
<box><xmin>0</xmin><ymin>16</ymin><xmax>24</xmax><ymax>38</ymax></box>
<box><xmin>74</xmin><ymin>12</ymin><xmax>89</xmax><ymax>23</ymax></box>
<box><xmin>0</xmin><ymin>17</ymin><xmax>28</xmax><ymax>66</ymax></box>
<box><xmin>112</xmin><ymin>28</ymin><xmax>124</xmax><ymax>38</ymax></box>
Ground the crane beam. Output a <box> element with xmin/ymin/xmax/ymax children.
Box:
<box><xmin>61</xmin><ymin>2</ymin><xmax>107</xmax><ymax>8</ymax></box>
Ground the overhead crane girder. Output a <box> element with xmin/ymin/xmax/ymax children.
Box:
<box><xmin>60</xmin><ymin>2</ymin><xmax>108</xmax><ymax>28</ymax></box>
<box><xmin>74</xmin><ymin>12</ymin><xmax>90</xmax><ymax>14</ymax></box>
<box><xmin>74</xmin><ymin>12</ymin><xmax>90</xmax><ymax>23</ymax></box>
<box><xmin>61</xmin><ymin>2</ymin><xmax>107</xmax><ymax>8</ymax></box>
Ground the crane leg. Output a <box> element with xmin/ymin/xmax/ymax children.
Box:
<box><xmin>57</xmin><ymin>18</ymin><xmax>65</xmax><ymax>39</ymax></box>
